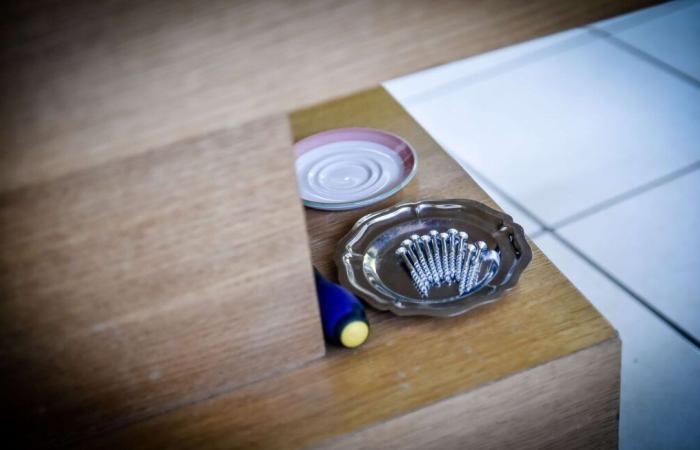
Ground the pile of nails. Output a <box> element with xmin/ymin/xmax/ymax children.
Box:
<box><xmin>395</xmin><ymin>228</ymin><xmax>497</xmax><ymax>298</ymax></box>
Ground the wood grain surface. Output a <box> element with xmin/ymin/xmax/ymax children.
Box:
<box><xmin>0</xmin><ymin>0</ymin><xmax>650</xmax><ymax>446</ymax></box>
<box><xmin>319</xmin><ymin>340</ymin><xmax>621</xmax><ymax>450</ymax></box>
<box><xmin>84</xmin><ymin>88</ymin><xmax>620</xmax><ymax>449</ymax></box>
<box><xmin>0</xmin><ymin>116</ymin><xmax>323</xmax><ymax>447</ymax></box>
<box><xmin>0</xmin><ymin>0</ymin><xmax>658</xmax><ymax>193</ymax></box>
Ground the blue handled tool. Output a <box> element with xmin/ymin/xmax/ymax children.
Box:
<box><xmin>314</xmin><ymin>268</ymin><xmax>369</xmax><ymax>348</ymax></box>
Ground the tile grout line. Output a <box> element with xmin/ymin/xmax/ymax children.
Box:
<box><xmin>586</xmin><ymin>26</ymin><xmax>700</xmax><ymax>89</ymax></box>
<box><xmin>549</xmin><ymin>231</ymin><xmax>700</xmax><ymax>349</ymax></box>
<box><xmin>458</xmin><ymin>160</ymin><xmax>700</xmax><ymax>349</ymax></box>
<box><xmin>398</xmin><ymin>31</ymin><xmax>595</xmax><ymax>105</ymax></box>
<box><xmin>456</xmin><ymin>159</ymin><xmax>549</xmax><ymax>233</ymax></box>
<box><xmin>396</xmin><ymin>2</ymin><xmax>697</xmax><ymax>108</ymax></box>
<box><xmin>550</xmin><ymin>160</ymin><xmax>700</xmax><ymax>230</ymax></box>
<box><xmin>593</xmin><ymin>0</ymin><xmax>696</xmax><ymax>35</ymax></box>
<box><xmin>529</xmin><ymin>229</ymin><xmax>546</xmax><ymax>239</ymax></box>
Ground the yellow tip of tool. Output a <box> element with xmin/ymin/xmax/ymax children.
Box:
<box><xmin>340</xmin><ymin>320</ymin><xmax>369</xmax><ymax>348</ymax></box>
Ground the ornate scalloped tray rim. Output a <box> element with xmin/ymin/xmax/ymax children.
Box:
<box><xmin>334</xmin><ymin>199</ymin><xmax>532</xmax><ymax>317</ymax></box>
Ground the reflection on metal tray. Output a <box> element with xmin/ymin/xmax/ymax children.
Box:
<box><xmin>335</xmin><ymin>199</ymin><xmax>532</xmax><ymax>317</ymax></box>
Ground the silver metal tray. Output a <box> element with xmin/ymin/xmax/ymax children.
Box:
<box><xmin>335</xmin><ymin>199</ymin><xmax>532</xmax><ymax>317</ymax></box>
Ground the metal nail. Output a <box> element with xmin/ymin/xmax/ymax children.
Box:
<box><xmin>459</xmin><ymin>243</ymin><xmax>476</xmax><ymax>295</ymax></box>
<box><xmin>455</xmin><ymin>231</ymin><xmax>468</xmax><ymax>282</ymax></box>
<box><xmin>439</xmin><ymin>232</ymin><xmax>450</xmax><ymax>284</ymax></box>
<box><xmin>401</xmin><ymin>239</ymin><xmax>428</xmax><ymax>286</ymax></box>
<box><xmin>428</xmin><ymin>230</ymin><xmax>444</xmax><ymax>281</ymax></box>
<box><xmin>465</xmin><ymin>241</ymin><xmax>488</xmax><ymax>293</ymax></box>
<box><xmin>420</xmin><ymin>235</ymin><xmax>440</xmax><ymax>285</ymax></box>
<box><xmin>409</xmin><ymin>234</ymin><xmax>432</xmax><ymax>285</ymax></box>
<box><xmin>447</xmin><ymin>228</ymin><xmax>458</xmax><ymax>282</ymax></box>
<box><xmin>396</xmin><ymin>247</ymin><xmax>428</xmax><ymax>297</ymax></box>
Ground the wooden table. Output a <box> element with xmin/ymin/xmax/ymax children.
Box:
<box><xmin>0</xmin><ymin>1</ymin><xmax>655</xmax><ymax>448</ymax></box>
<box><xmin>82</xmin><ymin>88</ymin><xmax>620</xmax><ymax>449</ymax></box>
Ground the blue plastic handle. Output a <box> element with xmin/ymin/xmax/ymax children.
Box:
<box><xmin>314</xmin><ymin>268</ymin><xmax>369</xmax><ymax>347</ymax></box>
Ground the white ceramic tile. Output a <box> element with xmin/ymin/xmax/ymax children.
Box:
<box><xmin>466</xmin><ymin>169</ymin><xmax>542</xmax><ymax>236</ymax></box>
<box><xmin>384</xmin><ymin>29</ymin><xmax>588</xmax><ymax>103</ymax></box>
<box><xmin>535</xmin><ymin>233</ymin><xmax>700</xmax><ymax>450</ymax></box>
<box><xmin>593</xmin><ymin>0</ymin><xmax>695</xmax><ymax>33</ymax></box>
<box><xmin>394</xmin><ymin>35</ymin><xmax>700</xmax><ymax>225</ymax></box>
<box><xmin>558</xmin><ymin>169</ymin><xmax>700</xmax><ymax>340</ymax></box>
<box><xmin>594</xmin><ymin>1</ymin><xmax>700</xmax><ymax>81</ymax></box>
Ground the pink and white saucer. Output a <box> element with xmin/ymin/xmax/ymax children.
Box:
<box><xmin>293</xmin><ymin>128</ymin><xmax>418</xmax><ymax>211</ymax></box>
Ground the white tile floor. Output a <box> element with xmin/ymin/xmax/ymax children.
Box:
<box><xmin>559</xmin><ymin>169</ymin><xmax>700</xmax><ymax>340</ymax></box>
<box><xmin>536</xmin><ymin>234</ymin><xmax>700</xmax><ymax>449</ymax></box>
<box><xmin>594</xmin><ymin>0</ymin><xmax>700</xmax><ymax>81</ymax></box>
<box><xmin>385</xmin><ymin>1</ymin><xmax>700</xmax><ymax>448</ymax></box>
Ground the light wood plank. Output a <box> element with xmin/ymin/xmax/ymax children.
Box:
<box><xmin>0</xmin><ymin>115</ymin><xmax>323</xmax><ymax>447</ymax></box>
<box><xmin>319</xmin><ymin>339</ymin><xmax>620</xmax><ymax>450</ymax></box>
<box><xmin>0</xmin><ymin>0</ymin><xmax>659</xmax><ymax>192</ymax></box>
<box><xmin>85</xmin><ymin>248</ymin><xmax>618</xmax><ymax>449</ymax></box>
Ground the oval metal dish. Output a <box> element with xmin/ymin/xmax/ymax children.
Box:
<box><xmin>335</xmin><ymin>199</ymin><xmax>532</xmax><ymax>317</ymax></box>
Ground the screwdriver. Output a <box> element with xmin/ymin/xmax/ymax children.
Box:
<box><xmin>313</xmin><ymin>268</ymin><xmax>369</xmax><ymax>348</ymax></box>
